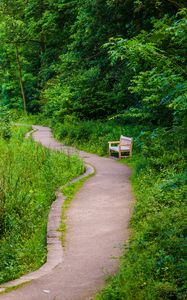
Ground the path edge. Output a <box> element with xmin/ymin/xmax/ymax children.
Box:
<box><xmin>0</xmin><ymin>127</ymin><xmax>95</xmax><ymax>293</ymax></box>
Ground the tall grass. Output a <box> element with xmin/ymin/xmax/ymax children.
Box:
<box><xmin>50</xmin><ymin>119</ymin><xmax>186</xmax><ymax>299</ymax></box>
<box><xmin>0</xmin><ymin>126</ymin><xmax>84</xmax><ymax>283</ymax></box>
<box><xmin>51</xmin><ymin>117</ymin><xmax>146</xmax><ymax>155</ymax></box>
<box><xmin>95</xmin><ymin>127</ymin><xmax>187</xmax><ymax>300</ymax></box>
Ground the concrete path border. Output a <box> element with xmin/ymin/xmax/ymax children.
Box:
<box><xmin>0</xmin><ymin>125</ymin><xmax>133</xmax><ymax>300</ymax></box>
<box><xmin>0</xmin><ymin>128</ymin><xmax>94</xmax><ymax>293</ymax></box>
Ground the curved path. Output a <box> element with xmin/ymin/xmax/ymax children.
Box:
<box><xmin>0</xmin><ymin>126</ymin><xmax>133</xmax><ymax>300</ymax></box>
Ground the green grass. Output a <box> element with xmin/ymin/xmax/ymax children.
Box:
<box><xmin>49</xmin><ymin>119</ymin><xmax>186</xmax><ymax>299</ymax></box>
<box><xmin>94</xmin><ymin>128</ymin><xmax>186</xmax><ymax>300</ymax></box>
<box><xmin>95</xmin><ymin>164</ymin><xmax>186</xmax><ymax>299</ymax></box>
<box><xmin>0</xmin><ymin>125</ymin><xmax>84</xmax><ymax>283</ymax></box>
<box><xmin>51</xmin><ymin>118</ymin><xmax>145</xmax><ymax>156</ymax></box>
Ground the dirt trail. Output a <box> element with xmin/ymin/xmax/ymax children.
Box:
<box><xmin>0</xmin><ymin>126</ymin><xmax>133</xmax><ymax>300</ymax></box>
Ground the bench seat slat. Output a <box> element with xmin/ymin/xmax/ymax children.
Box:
<box><xmin>109</xmin><ymin>146</ymin><xmax>130</xmax><ymax>152</ymax></box>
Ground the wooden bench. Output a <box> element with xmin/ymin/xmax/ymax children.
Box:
<box><xmin>108</xmin><ymin>135</ymin><xmax>133</xmax><ymax>159</ymax></box>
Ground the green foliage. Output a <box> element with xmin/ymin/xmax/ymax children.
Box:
<box><xmin>50</xmin><ymin>117</ymin><xmax>187</xmax><ymax>299</ymax></box>
<box><xmin>0</xmin><ymin>0</ymin><xmax>78</xmax><ymax>113</ymax></box>
<box><xmin>1</xmin><ymin>0</ymin><xmax>186</xmax><ymax>297</ymax></box>
<box><xmin>94</xmin><ymin>127</ymin><xmax>186</xmax><ymax>300</ymax></box>
<box><xmin>104</xmin><ymin>10</ymin><xmax>187</xmax><ymax>126</ymax></box>
<box><xmin>0</xmin><ymin>126</ymin><xmax>84</xmax><ymax>283</ymax></box>
<box><xmin>1</xmin><ymin>0</ymin><xmax>184</xmax><ymax>121</ymax></box>
<box><xmin>52</xmin><ymin>118</ymin><xmax>144</xmax><ymax>156</ymax></box>
<box><xmin>41</xmin><ymin>1</ymin><xmax>182</xmax><ymax>122</ymax></box>
<box><xmin>0</xmin><ymin>107</ymin><xmax>12</xmax><ymax>139</ymax></box>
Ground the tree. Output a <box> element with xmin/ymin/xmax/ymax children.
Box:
<box><xmin>0</xmin><ymin>9</ymin><xmax>24</xmax><ymax>111</ymax></box>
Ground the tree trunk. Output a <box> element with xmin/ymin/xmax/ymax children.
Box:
<box><xmin>15</xmin><ymin>44</ymin><xmax>27</xmax><ymax>113</ymax></box>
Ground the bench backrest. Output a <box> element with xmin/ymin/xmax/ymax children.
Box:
<box><xmin>120</xmin><ymin>135</ymin><xmax>133</xmax><ymax>147</ymax></box>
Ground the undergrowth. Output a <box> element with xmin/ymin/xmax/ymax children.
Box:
<box><xmin>50</xmin><ymin>118</ymin><xmax>186</xmax><ymax>299</ymax></box>
<box><xmin>0</xmin><ymin>125</ymin><xmax>84</xmax><ymax>283</ymax></box>
<box><xmin>51</xmin><ymin>117</ymin><xmax>146</xmax><ymax>156</ymax></box>
<box><xmin>95</xmin><ymin>126</ymin><xmax>186</xmax><ymax>300</ymax></box>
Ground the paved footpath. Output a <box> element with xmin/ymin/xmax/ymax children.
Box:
<box><xmin>0</xmin><ymin>126</ymin><xmax>133</xmax><ymax>300</ymax></box>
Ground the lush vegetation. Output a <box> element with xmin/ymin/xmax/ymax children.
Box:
<box><xmin>1</xmin><ymin>1</ymin><xmax>186</xmax><ymax>125</ymax></box>
<box><xmin>0</xmin><ymin>0</ymin><xmax>186</xmax><ymax>298</ymax></box>
<box><xmin>49</xmin><ymin>117</ymin><xmax>186</xmax><ymax>299</ymax></box>
<box><xmin>52</xmin><ymin>118</ymin><xmax>145</xmax><ymax>156</ymax></box>
<box><xmin>91</xmin><ymin>125</ymin><xmax>186</xmax><ymax>300</ymax></box>
<box><xmin>0</xmin><ymin>125</ymin><xmax>84</xmax><ymax>283</ymax></box>
<box><xmin>49</xmin><ymin>119</ymin><xmax>186</xmax><ymax>299</ymax></box>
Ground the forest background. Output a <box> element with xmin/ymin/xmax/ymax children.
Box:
<box><xmin>0</xmin><ymin>0</ymin><xmax>186</xmax><ymax>299</ymax></box>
